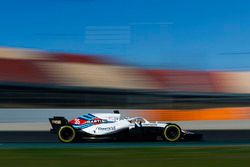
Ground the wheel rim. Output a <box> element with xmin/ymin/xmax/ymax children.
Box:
<box><xmin>164</xmin><ymin>125</ymin><xmax>181</xmax><ymax>142</ymax></box>
<box><xmin>58</xmin><ymin>126</ymin><xmax>75</xmax><ymax>143</ymax></box>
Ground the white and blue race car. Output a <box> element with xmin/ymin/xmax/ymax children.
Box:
<box><xmin>49</xmin><ymin>110</ymin><xmax>202</xmax><ymax>143</ymax></box>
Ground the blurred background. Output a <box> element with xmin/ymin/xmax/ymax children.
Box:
<box><xmin>0</xmin><ymin>0</ymin><xmax>250</xmax><ymax>130</ymax></box>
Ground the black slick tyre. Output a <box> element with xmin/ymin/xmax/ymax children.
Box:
<box><xmin>163</xmin><ymin>124</ymin><xmax>181</xmax><ymax>142</ymax></box>
<box><xmin>58</xmin><ymin>125</ymin><xmax>76</xmax><ymax>143</ymax></box>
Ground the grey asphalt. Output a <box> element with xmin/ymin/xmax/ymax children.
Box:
<box><xmin>0</xmin><ymin>130</ymin><xmax>249</xmax><ymax>149</ymax></box>
<box><xmin>0</xmin><ymin>130</ymin><xmax>250</xmax><ymax>143</ymax></box>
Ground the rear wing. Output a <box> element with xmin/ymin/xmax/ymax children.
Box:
<box><xmin>49</xmin><ymin>116</ymin><xmax>68</xmax><ymax>133</ymax></box>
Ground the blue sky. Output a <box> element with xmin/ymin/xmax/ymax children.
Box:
<box><xmin>0</xmin><ymin>0</ymin><xmax>250</xmax><ymax>70</ymax></box>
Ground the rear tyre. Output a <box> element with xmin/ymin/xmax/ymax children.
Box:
<box><xmin>163</xmin><ymin>124</ymin><xmax>181</xmax><ymax>142</ymax></box>
<box><xmin>58</xmin><ymin>126</ymin><xmax>76</xmax><ymax>143</ymax></box>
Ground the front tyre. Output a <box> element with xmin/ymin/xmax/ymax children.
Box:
<box><xmin>58</xmin><ymin>126</ymin><xmax>76</xmax><ymax>143</ymax></box>
<box><xmin>163</xmin><ymin>124</ymin><xmax>181</xmax><ymax>142</ymax></box>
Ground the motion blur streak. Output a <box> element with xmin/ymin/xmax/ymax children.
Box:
<box><xmin>1</xmin><ymin>47</ymin><xmax>250</xmax><ymax>93</ymax></box>
<box><xmin>0</xmin><ymin>47</ymin><xmax>157</xmax><ymax>89</ymax></box>
<box><xmin>131</xmin><ymin>107</ymin><xmax>250</xmax><ymax>121</ymax></box>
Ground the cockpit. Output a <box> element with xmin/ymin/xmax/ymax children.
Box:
<box><xmin>128</xmin><ymin>117</ymin><xmax>149</xmax><ymax>124</ymax></box>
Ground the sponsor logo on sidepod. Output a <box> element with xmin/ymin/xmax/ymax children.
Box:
<box><xmin>96</xmin><ymin>126</ymin><xmax>116</xmax><ymax>131</ymax></box>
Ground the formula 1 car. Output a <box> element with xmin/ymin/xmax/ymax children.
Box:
<box><xmin>49</xmin><ymin>110</ymin><xmax>202</xmax><ymax>143</ymax></box>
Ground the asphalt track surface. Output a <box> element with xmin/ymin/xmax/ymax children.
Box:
<box><xmin>0</xmin><ymin>130</ymin><xmax>250</xmax><ymax>148</ymax></box>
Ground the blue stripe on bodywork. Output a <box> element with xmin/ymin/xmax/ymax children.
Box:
<box><xmin>83</xmin><ymin>115</ymin><xmax>92</xmax><ymax>119</ymax></box>
<box><xmin>78</xmin><ymin>115</ymin><xmax>92</xmax><ymax>121</ymax></box>
<box><xmin>87</xmin><ymin>113</ymin><xmax>96</xmax><ymax>118</ymax></box>
<box><xmin>78</xmin><ymin>113</ymin><xmax>96</xmax><ymax>121</ymax></box>
<box><xmin>73</xmin><ymin>123</ymin><xmax>93</xmax><ymax>129</ymax></box>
